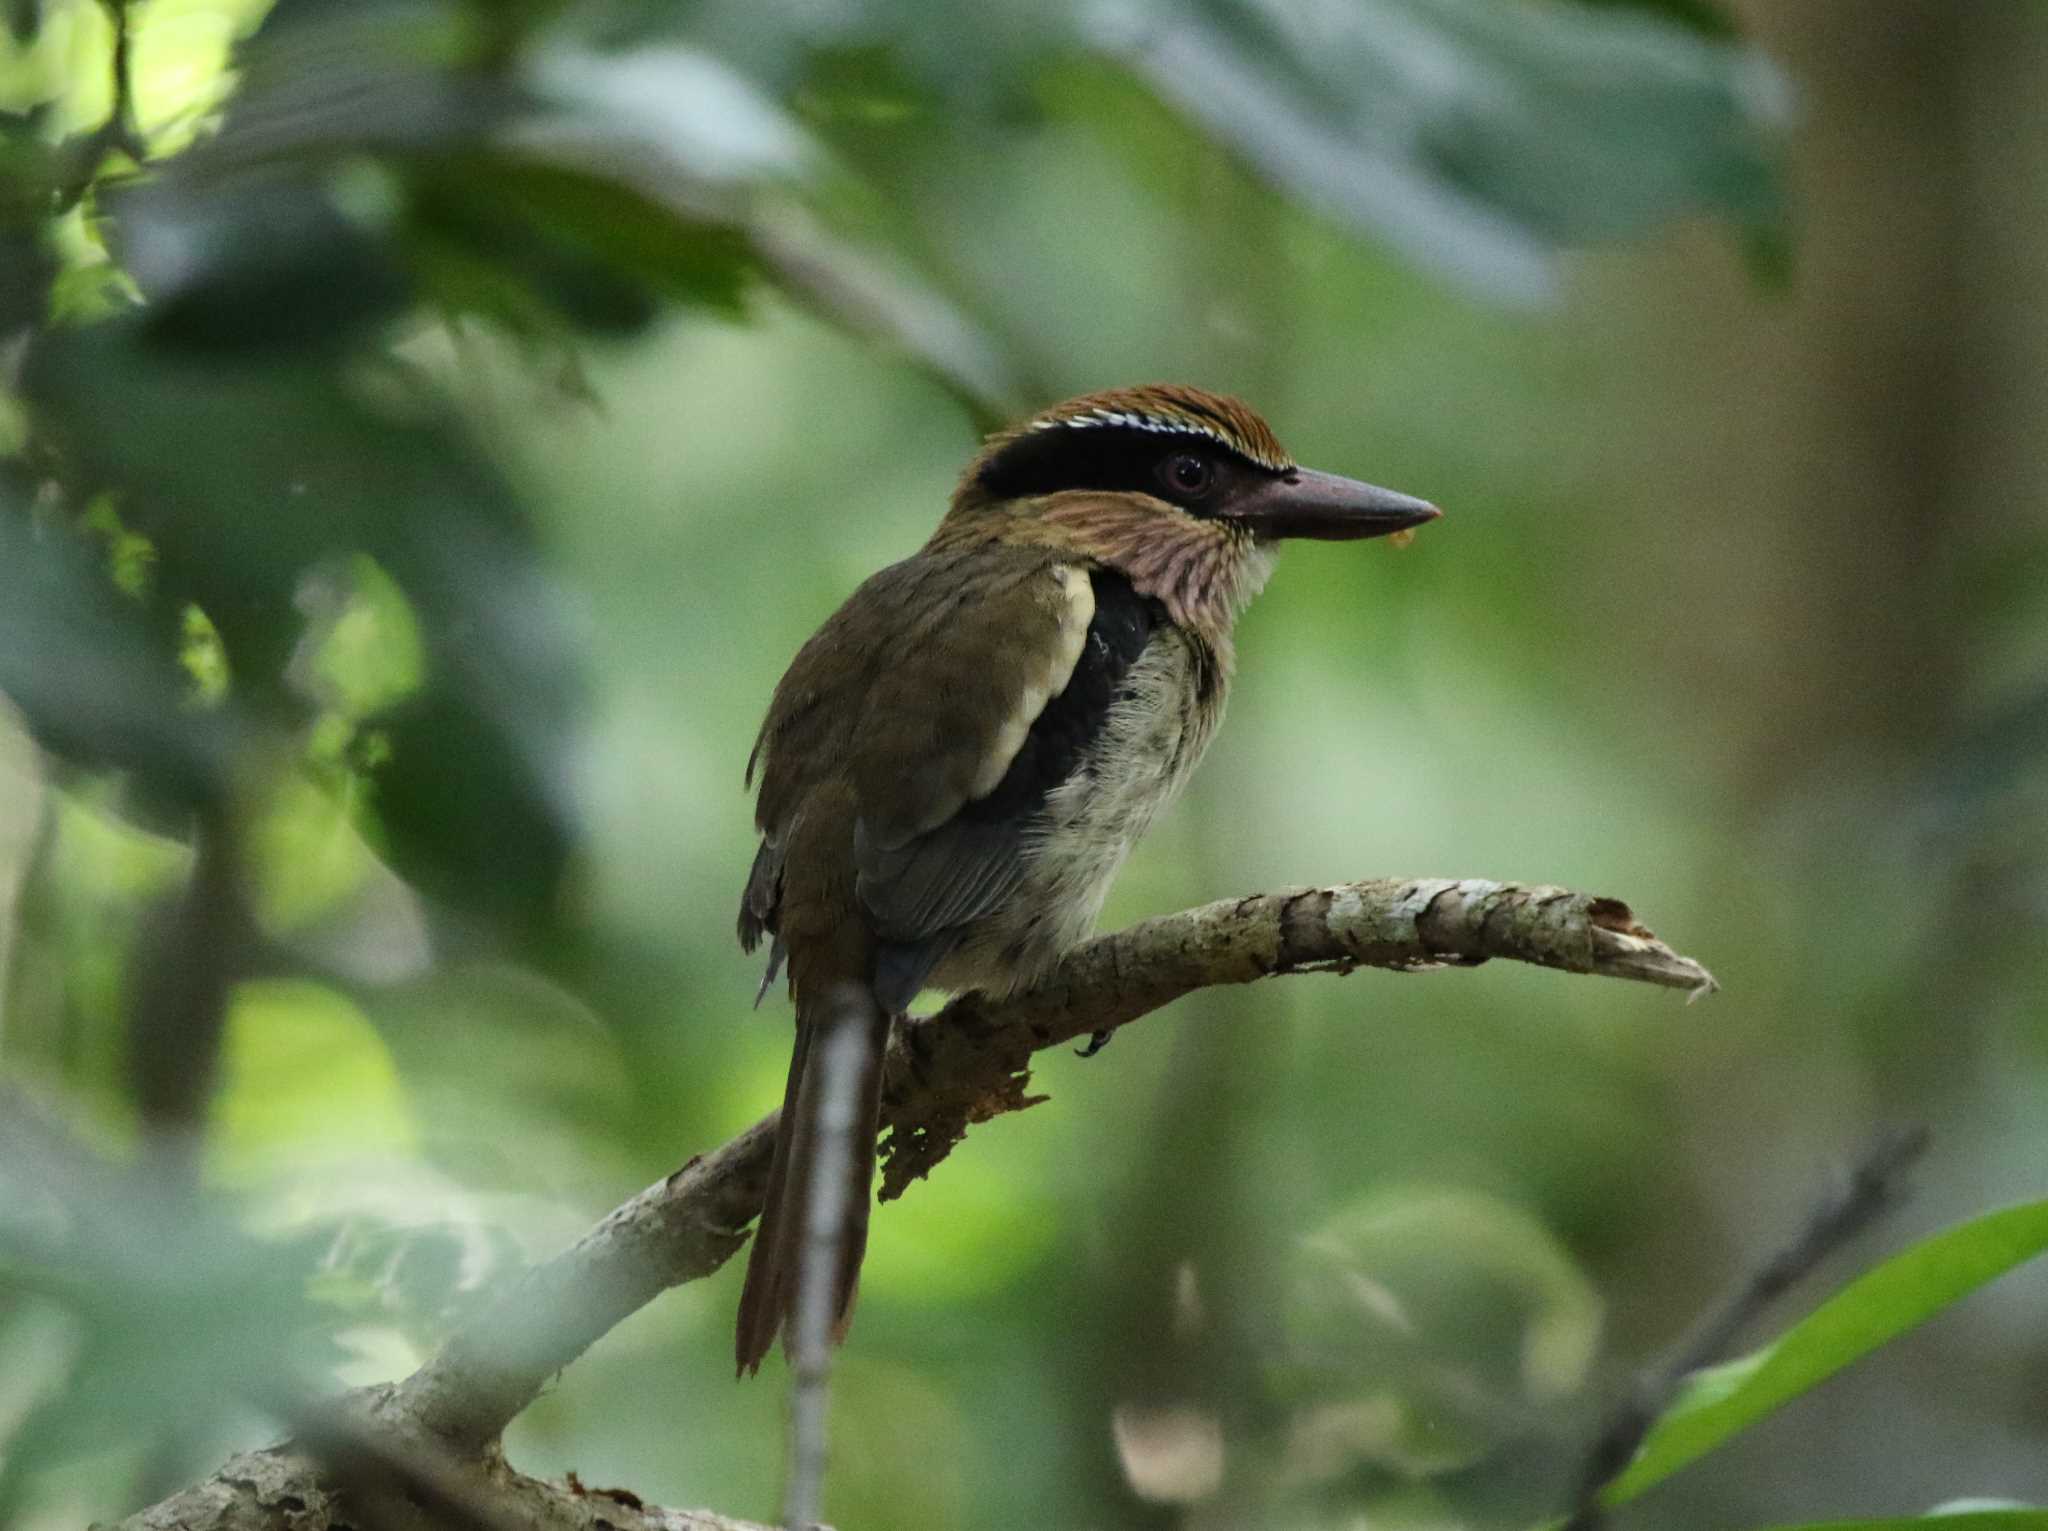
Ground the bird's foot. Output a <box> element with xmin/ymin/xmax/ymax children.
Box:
<box><xmin>1075</xmin><ymin>1028</ymin><xmax>1113</xmax><ymax>1058</ymax></box>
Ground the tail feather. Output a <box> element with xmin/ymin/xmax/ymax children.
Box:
<box><xmin>736</xmin><ymin>987</ymin><xmax>890</xmax><ymax>1375</ymax></box>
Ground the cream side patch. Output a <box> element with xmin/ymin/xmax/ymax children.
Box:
<box><xmin>967</xmin><ymin>564</ymin><xmax>1095</xmax><ymax>800</ymax></box>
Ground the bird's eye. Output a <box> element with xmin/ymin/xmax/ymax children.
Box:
<box><xmin>1161</xmin><ymin>452</ymin><xmax>1213</xmax><ymax>497</ymax></box>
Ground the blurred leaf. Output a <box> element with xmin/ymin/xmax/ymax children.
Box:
<box><xmin>749</xmin><ymin>202</ymin><xmax>1025</xmax><ymax>427</ymax></box>
<box><xmin>0</xmin><ymin>1102</ymin><xmax>348</xmax><ymax>1510</ymax></box>
<box><xmin>24</xmin><ymin>326</ymin><xmax>587</xmax><ymax>930</ymax></box>
<box><xmin>0</xmin><ymin>135</ymin><xmax>59</xmax><ymax>329</ymax></box>
<box><xmin>1085</xmin><ymin>0</ymin><xmax>1788</xmax><ymax>303</ymax></box>
<box><xmin>1277</xmin><ymin>1187</ymin><xmax>1601</xmax><ymax>1481</ymax></box>
<box><xmin>111</xmin><ymin>4</ymin><xmax>771</xmax><ymax>349</ymax></box>
<box><xmin>522</xmin><ymin>41</ymin><xmax>813</xmax><ymax>188</ymax></box>
<box><xmin>0</xmin><ymin>490</ymin><xmax>238</xmax><ymax>801</ymax></box>
<box><xmin>412</xmin><ymin>151</ymin><xmax>751</xmax><ymax>325</ymax></box>
<box><xmin>286</xmin><ymin>554</ymin><xmax>425</xmax><ymax>724</ymax></box>
<box><xmin>112</xmin><ymin>169</ymin><xmax>416</xmax><ymax>352</ymax></box>
<box><xmin>365</xmin><ymin>964</ymin><xmax>631</xmax><ymax>1194</ymax></box>
<box><xmin>1574</xmin><ymin>0</ymin><xmax>1736</xmax><ymax>39</ymax></box>
<box><xmin>1606</xmin><ymin>1201</ymin><xmax>2048</xmax><ymax>1506</ymax></box>
<box><xmin>207</xmin><ymin>980</ymin><xmax>418</xmax><ymax>1178</ymax></box>
<box><xmin>102</xmin><ymin>0</ymin><xmax>498</xmax><ymax>346</ymax></box>
<box><xmin>1286</xmin><ymin>1187</ymin><xmax>1603</xmax><ymax>1399</ymax></box>
<box><xmin>513</xmin><ymin>41</ymin><xmax>1024</xmax><ymax>411</ymax></box>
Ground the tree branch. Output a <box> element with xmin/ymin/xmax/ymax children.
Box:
<box><xmin>879</xmin><ymin>878</ymin><xmax>1714</xmax><ymax>1195</ymax></box>
<box><xmin>119</xmin><ymin>1428</ymin><xmax>780</xmax><ymax>1531</ymax></box>
<box><xmin>122</xmin><ymin>875</ymin><xmax>1712</xmax><ymax>1527</ymax></box>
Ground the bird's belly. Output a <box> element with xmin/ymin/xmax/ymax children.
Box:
<box><xmin>934</xmin><ymin>631</ymin><xmax>1221</xmax><ymax>993</ymax></box>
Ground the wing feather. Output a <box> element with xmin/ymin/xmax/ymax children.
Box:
<box><xmin>737</xmin><ymin>541</ymin><xmax>1161</xmax><ymax>1007</ymax></box>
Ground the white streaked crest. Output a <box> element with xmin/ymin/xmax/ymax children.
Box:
<box><xmin>1027</xmin><ymin>406</ymin><xmax>1289</xmax><ymax>472</ymax></box>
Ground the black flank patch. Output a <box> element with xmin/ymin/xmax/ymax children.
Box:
<box><xmin>957</xmin><ymin>569</ymin><xmax>1161</xmax><ymax>827</ymax></box>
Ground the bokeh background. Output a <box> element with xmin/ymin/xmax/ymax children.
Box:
<box><xmin>2</xmin><ymin>1</ymin><xmax>2046</xmax><ymax>1527</ymax></box>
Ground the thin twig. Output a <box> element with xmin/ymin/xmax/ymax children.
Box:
<box><xmin>55</xmin><ymin>0</ymin><xmax>147</xmax><ymax>209</ymax></box>
<box><xmin>1561</xmin><ymin>1124</ymin><xmax>1932</xmax><ymax>1531</ymax></box>
<box><xmin>783</xmin><ymin>987</ymin><xmax>875</xmax><ymax>1531</ymax></box>
<box><xmin>102</xmin><ymin>0</ymin><xmax>144</xmax><ymax>158</ymax></box>
<box><xmin>125</xmin><ymin>800</ymin><xmax>249</xmax><ymax>1168</ymax></box>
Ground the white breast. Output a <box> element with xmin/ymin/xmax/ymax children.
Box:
<box><xmin>937</xmin><ymin>628</ymin><xmax>1221</xmax><ymax>992</ymax></box>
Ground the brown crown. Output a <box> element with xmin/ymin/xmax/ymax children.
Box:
<box><xmin>1012</xmin><ymin>385</ymin><xmax>1294</xmax><ymax>474</ymax></box>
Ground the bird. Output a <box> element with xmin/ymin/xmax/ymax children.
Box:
<box><xmin>733</xmin><ymin>384</ymin><xmax>1439</xmax><ymax>1374</ymax></box>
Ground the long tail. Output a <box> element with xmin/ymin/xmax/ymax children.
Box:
<box><xmin>736</xmin><ymin>984</ymin><xmax>891</xmax><ymax>1376</ymax></box>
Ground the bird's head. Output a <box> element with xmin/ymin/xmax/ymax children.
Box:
<box><xmin>939</xmin><ymin>384</ymin><xmax>1438</xmax><ymax>634</ymax></box>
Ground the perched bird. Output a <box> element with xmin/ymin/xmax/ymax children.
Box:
<box><xmin>735</xmin><ymin>384</ymin><xmax>1438</xmax><ymax>1373</ymax></box>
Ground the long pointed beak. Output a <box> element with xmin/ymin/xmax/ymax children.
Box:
<box><xmin>1229</xmin><ymin>467</ymin><xmax>1441</xmax><ymax>542</ymax></box>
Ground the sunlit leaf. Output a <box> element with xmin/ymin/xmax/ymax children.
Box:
<box><xmin>208</xmin><ymin>980</ymin><xmax>418</xmax><ymax>1178</ymax></box>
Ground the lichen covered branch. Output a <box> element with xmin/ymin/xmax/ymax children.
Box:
<box><xmin>879</xmin><ymin>879</ymin><xmax>1714</xmax><ymax>1194</ymax></box>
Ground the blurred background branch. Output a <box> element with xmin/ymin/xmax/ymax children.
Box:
<box><xmin>1563</xmin><ymin>1125</ymin><xmax>1931</xmax><ymax>1531</ymax></box>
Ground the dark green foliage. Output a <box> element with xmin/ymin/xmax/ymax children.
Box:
<box><xmin>0</xmin><ymin>481</ymin><xmax>239</xmax><ymax>803</ymax></box>
<box><xmin>25</xmin><ymin>329</ymin><xmax>582</xmax><ymax>926</ymax></box>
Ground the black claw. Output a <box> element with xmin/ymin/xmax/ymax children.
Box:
<box><xmin>1075</xmin><ymin>1029</ymin><xmax>1113</xmax><ymax>1058</ymax></box>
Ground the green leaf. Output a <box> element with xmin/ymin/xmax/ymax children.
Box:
<box><xmin>1723</xmin><ymin>1516</ymin><xmax>2048</xmax><ymax>1531</ymax></box>
<box><xmin>415</xmin><ymin>153</ymin><xmax>753</xmax><ymax>321</ymax></box>
<box><xmin>1605</xmin><ymin>1201</ymin><xmax>2048</xmax><ymax>1505</ymax></box>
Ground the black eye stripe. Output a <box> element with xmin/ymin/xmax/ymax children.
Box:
<box><xmin>976</xmin><ymin>424</ymin><xmax>1251</xmax><ymax>504</ymax></box>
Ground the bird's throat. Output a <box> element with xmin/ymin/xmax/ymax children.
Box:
<box><xmin>1033</xmin><ymin>494</ymin><xmax>1272</xmax><ymax>645</ymax></box>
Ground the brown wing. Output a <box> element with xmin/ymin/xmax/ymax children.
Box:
<box><xmin>738</xmin><ymin>542</ymin><xmax>1096</xmax><ymax>1003</ymax></box>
